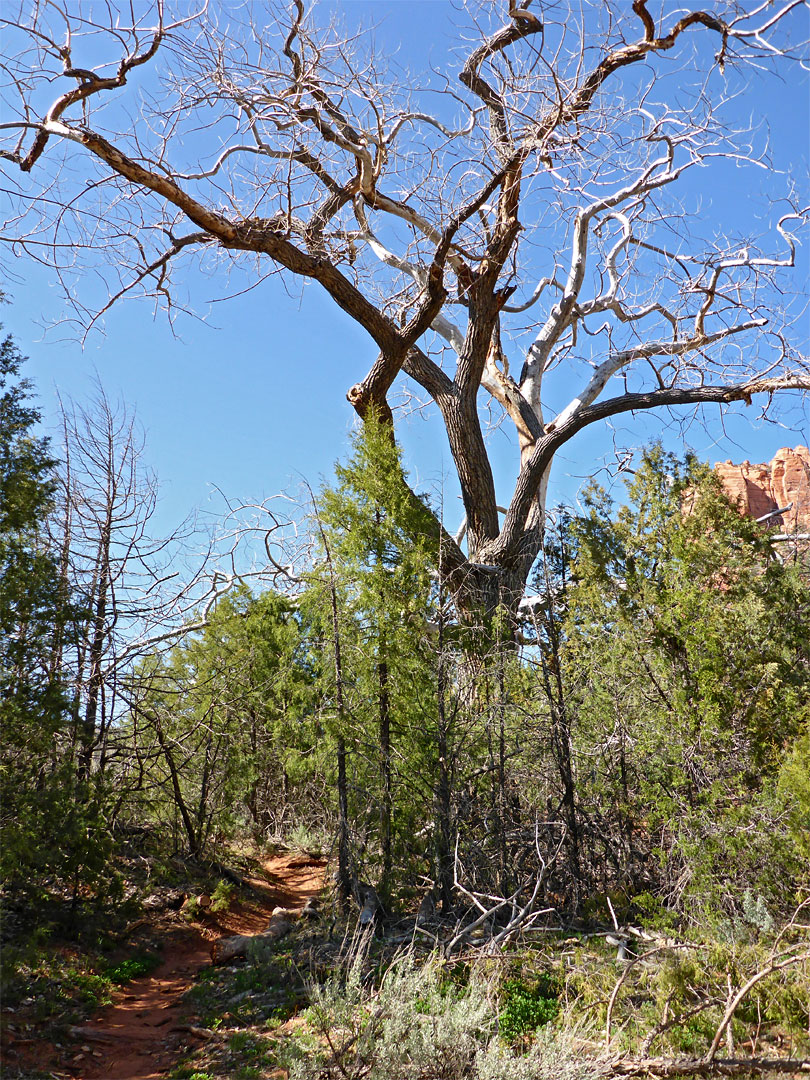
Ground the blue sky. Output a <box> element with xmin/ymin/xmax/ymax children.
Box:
<box><xmin>4</xmin><ymin>0</ymin><xmax>808</xmax><ymax>542</ymax></box>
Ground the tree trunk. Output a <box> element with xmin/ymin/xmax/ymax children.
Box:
<box><xmin>313</xmin><ymin>510</ymin><xmax>355</xmax><ymax>905</ymax></box>
<box><xmin>247</xmin><ymin>706</ymin><xmax>258</xmax><ymax>825</ymax></box>
<box><xmin>77</xmin><ymin>518</ymin><xmax>112</xmax><ymax>787</ymax></box>
<box><xmin>434</xmin><ymin>582</ymin><xmax>454</xmax><ymax>913</ymax></box>
<box><xmin>378</xmin><ymin>653</ymin><xmax>392</xmax><ymax>900</ymax></box>
<box><xmin>536</xmin><ymin>538</ymin><xmax>583</xmax><ymax>904</ymax></box>
<box><xmin>336</xmin><ymin>735</ymin><xmax>351</xmax><ymax>902</ymax></box>
<box><xmin>497</xmin><ymin>662</ymin><xmax>511</xmax><ymax>896</ymax></box>
<box><xmin>452</xmin><ymin>556</ymin><xmax>539</xmax><ymax>645</ymax></box>
<box><xmin>195</xmin><ymin>732</ymin><xmax>215</xmax><ymax>854</ymax></box>
<box><xmin>153</xmin><ymin>717</ymin><xmax>199</xmax><ymax>856</ymax></box>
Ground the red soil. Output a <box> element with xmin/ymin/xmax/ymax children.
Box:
<box><xmin>18</xmin><ymin>852</ymin><xmax>325</xmax><ymax>1080</ymax></box>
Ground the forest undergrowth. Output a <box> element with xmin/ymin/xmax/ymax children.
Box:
<box><xmin>3</xmin><ymin>830</ymin><xmax>808</xmax><ymax>1080</ymax></box>
<box><xmin>166</xmin><ymin>884</ymin><xmax>810</xmax><ymax>1080</ymax></box>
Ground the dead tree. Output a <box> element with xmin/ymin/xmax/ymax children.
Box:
<box><xmin>2</xmin><ymin>0</ymin><xmax>808</xmax><ymax>627</ymax></box>
<box><xmin>49</xmin><ymin>384</ymin><xmax>233</xmax><ymax>791</ymax></box>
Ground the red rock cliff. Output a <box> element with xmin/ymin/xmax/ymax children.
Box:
<box><xmin>714</xmin><ymin>446</ymin><xmax>810</xmax><ymax>533</ymax></box>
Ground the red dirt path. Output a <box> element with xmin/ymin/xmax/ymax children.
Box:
<box><xmin>44</xmin><ymin>853</ymin><xmax>325</xmax><ymax>1080</ymax></box>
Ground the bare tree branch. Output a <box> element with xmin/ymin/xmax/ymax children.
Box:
<box><xmin>2</xmin><ymin>0</ymin><xmax>806</xmax><ymax>623</ymax></box>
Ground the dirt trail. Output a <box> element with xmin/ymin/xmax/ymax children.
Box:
<box><xmin>52</xmin><ymin>852</ymin><xmax>325</xmax><ymax>1080</ymax></box>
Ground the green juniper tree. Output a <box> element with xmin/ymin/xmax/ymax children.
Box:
<box><xmin>312</xmin><ymin>416</ymin><xmax>445</xmax><ymax>903</ymax></box>
<box><xmin>562</xmin><ymin>446</ymin><xmax>810</xmax><ymax>916</ymax></box>
<box><xmin>126</xmin><ymin>585</ymin><xmax>311</xmax><ymax>855</ymax></box>
<box><xmin>0</xmin><ymin>329</ymin><xmax>72</xmax><ymax>886</ymax></box>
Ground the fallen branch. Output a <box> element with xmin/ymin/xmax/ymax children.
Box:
<box><xmin>444</xmin><ymin>823</ymin><xmax>562</xmax><ymax>957</ymax></box>
<box><xmin>111</xmin><ymin>916</ymin><xmax>150</xmax><ymax>942</ymax></box>
<box><xmin>641</xmin><ymin>995</ymin><xmax>725</xmax><ymax>1057</ymax></box>
<box><xmin>704</xmin><ymin>950</ymin><xmax>810</xmax><ymax>1065</ymax></box>
<box><xmin>607</xmin><ymin>1056</ymin><xmax>810</xmax><ymax>1076</ymax></box>
<box><xmin>171</xmin><ymin>1024</ymin><xmax>217</xmax><ymax>1040</ymax></box>
<box><xmin>67</xmin><ymin>1026</ymin><xmax>118</xmax><ymax>1042</ymax></box>
<box><xmin>211</xmin><ymin>909</ymin><xmax>297</xmax><ymax>964</ymax></box>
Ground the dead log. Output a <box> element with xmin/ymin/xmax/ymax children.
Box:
<box><xmin>607</xmin><ymin>1057</ymin><xmax>810</xmax><ymax>1076</ymax></box>
<box><xmin>171</xmin><ymin>1024</ymin><xmax>216</xmax><ymax>1040</ymax></box>
<box><xmin>68</xmin><ymin>1027</ymin><xmax>118</xmax><ymax>1043</ymax></box>
<box><xmin>180</xmin><ymin>893</ymin><xmax>214</xmax><ymax>919</ymax></box>
<box><xmin>210</xmin><ymin>913</ymin><xmax>295</xmax><ymax>965</ymax></box>
<box><xmin>269</xmin><ymin>905</ymin><xmax>298</xmax><ymax>919</ymax></box>
<box><xmin>111</xmin><ymin>916</ymin><xmax>150</xmax><ymax>942</ymax></box>
<box><xmin>210</xmin><ymin>934</ymin><xmax>253</xmax><ymax>964</ymax></box>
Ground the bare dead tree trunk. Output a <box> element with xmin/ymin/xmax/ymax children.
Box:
<box><xmin>370</xmin><ymin>508</ymin><xmax>394</xmax><ymax>900</ymax></box>
<box><xmin>48</xmin><ymin>412</ymin><xmax>73</xmax><ymax>689</ymax></box>
<box><xmin>77</xmin><ymin>522</ymin><xmax>111</xmax><ymax>787</ymax></box>
<box><xmin>247</xmin><ymin>705</ymin><xmax>259</xmax><ymax>828</ymax></box>
<box><xmin>336</xmin><ymin>735</ymin><xmax>351</xmax><ymax>903</ymax></box>
<box><xmin>153</xmin><ymin>715</ymin><xmax>199</xmax><ymax>856</ymax></box>
<box><xmin>195</xmin><ymin>732</ymin><xmax>216</xmax><ymax>854</ymax></box>
<box><xmin>483</xmin><ymin>674</ymin><xmax>504</xmax><ymax>892</ymax></box>
<box><xmin>48</xmin><ymin>384</ymin><xmax>219</xmax><ymax>808</ymax></box>
<box><xmin>541</xmin><ymin>648</ymin><xmax>582</xmax><ymax>902</ymax></box>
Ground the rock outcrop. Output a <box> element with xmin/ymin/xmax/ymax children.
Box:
<box><xmin>714</xmin><ymin>446</ymin><xmax>810</xmax><ymax>533</ymax></box>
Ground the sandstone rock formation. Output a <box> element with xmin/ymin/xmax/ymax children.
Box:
<box><xmin>714</xmin><ymin>446</ymin><xmax>810</xmax><ymax>534</ymax></box>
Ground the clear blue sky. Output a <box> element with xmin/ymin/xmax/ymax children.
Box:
<box><xmin>4</xmin><ymin>1</ymin><xmax>808</xmax><ymax>542</ymax></box>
